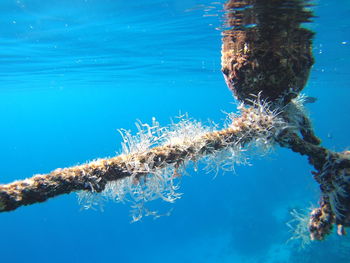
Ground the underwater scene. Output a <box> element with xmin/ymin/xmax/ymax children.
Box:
<box><xmin>0</xmin><ymin>0</ymin><xmax>349</xmax><ymax>262</ymax></box>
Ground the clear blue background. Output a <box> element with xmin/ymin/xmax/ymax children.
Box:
<box><xmin>0</xmin><ymin>0</ymin><xmax>349</xmax><ymax>262</ymax></box>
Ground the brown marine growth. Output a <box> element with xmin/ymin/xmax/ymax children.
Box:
<box><xmin>221</xmin><ymin>0</ymin><xmax>314</xmax><ymax>105</ymax></box>
<box><xmin>222</xmin><ymin>0</ymin><xmax>350</xmax><ymax>241</ymax></box>
<box><xmin>0</xmin><ymin>107</ymin><xmax>281</xmax><ymax>212</ymax></box>
<box><xmin>308</xmin><ymin>197</ymin><xmax>335</xmax><ymax>241</ymax></box>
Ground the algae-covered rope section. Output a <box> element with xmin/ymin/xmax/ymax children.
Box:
<box><xmin>0</xmin><ymin>106</ymin><xmax>282</xmax><ymax>212</ymax></box>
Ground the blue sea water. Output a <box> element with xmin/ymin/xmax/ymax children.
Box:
<box><xmin>0</xmin><ymin>0</ymin><xmax>349</xmax><ymax>262</ymax></box>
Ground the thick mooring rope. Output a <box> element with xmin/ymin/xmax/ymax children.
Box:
<box><xmin>0</xmin><ymin>106</ymin><xmax>283</xmax><ymax>212</ymax></box>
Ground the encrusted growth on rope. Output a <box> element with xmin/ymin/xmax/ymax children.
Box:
<box><xmin>308</xmin><ymin>197</ymin><xmax>335</xmax><ymax>241</ymax></box>
<box><xmin>0</xmin><ymin>103</ymin><xmax>286</xmax><ymax>214</ymax></box>
<box><xmin>221</xmin><ymin>0</ymin><xmax>350</xmax><ymax>242</ymax></box>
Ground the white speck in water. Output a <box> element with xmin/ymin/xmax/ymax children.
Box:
<box><xmin>341</xmin><ymin>41</ymin><xmax>347</xmax><ymax>45</ymax></box>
